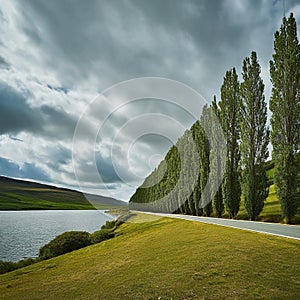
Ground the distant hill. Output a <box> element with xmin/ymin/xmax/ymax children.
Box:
<box><xmin>0</xmin><ymin>176</ymin><xmax>127</xmax><ymax>210</ymax></box>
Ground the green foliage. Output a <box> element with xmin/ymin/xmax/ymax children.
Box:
<box><xmin>39</xmin><ymin>220</ymin><xmax>124</xmax><ymax>260</ymax></box>
<box><xmin>130</xmin><ymin>128</ymin><xmax>200</xmax><ymax>214</ymax></box>
<box><xmin>129</xmin><ymin>144</ymin><xmax>180</xmax><ymax>212</ymax></box>
<box><xmin>210</xmin><ymin>96</ymin><xmax>225</xmax><ymax>217</ymax></box>
<box><xmin>239</xmin><ymin>51</ymin><xmax>270</xmax><ymax>220</ymax></box>
<box><xmin>90</xmin><ymin>229</ymin><xmax>115</xmax><ymax>244</ymax></box>
<box><xmin>0</xmin><ymin>261</ymin><xmax>16</xmax><ymax>274</ymax></box>
<box><xmin>0</xmin><ymin>258</ymin><xmax>36</xmax><ymax>274</ymax></box>
<box><xmin>219</xmin><ymin>68</ymin><xmax>241</xmax><ymax>218</ymax></box>
<box><xmin>199</xmin><ymin>105</ymin><xmax>212</xmax><ymax>216</ymax></box>
<box><xmin>265</xmin><ymin>160</ymin><xmax>275</xmax><ymax>185</ymax></box>
<box><xmin>101</xmin><ymin>220</ymin><xmax>117</xmax><ymax>230</ymax></box>
<box><xmin>129</xmin><ymin>105</ymin><xmax>216</xmax><ymax>216</ymax></box>
<box><xmin>39</xmin><ymin>231</ymin><xmax>92</xmax><ymax>259</ymax></box>
<box><xmin>269</xmin><ymin>13</ymin><xmax>300</xmax><ymax>223</ymax></box>
<box><xmin>101</xmin><ymin>219</ymin><xmax>124</xmax><ymax>230</ymax></box>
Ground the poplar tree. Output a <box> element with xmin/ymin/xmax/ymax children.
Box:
<box><xmin>219</xmin><ymin>68</ymin><xmax>241</xmax><ymax>218</ymax></box>
<box><xmin>240</xmin><ymin>51</ymin><xmax>269</xmax><ymax>221</ymax></box>
<box><xmin>269</xmin><ymin>13</ymin><xmax>300</xmax><ymax>223</ymax></box>
<box><xmin>199</xmin><ymin>105</ymin><xmax>212</xmax><ymax>216</ymax></box>
<box><xmin>191</xmin><ymin>121</ymin><xmax>204</xmax><ymax>216</ymax></box>
<box><xmin>210</xmin><ymin>96</ymin><xmax>225</xmax><ymax>217</ymax></box>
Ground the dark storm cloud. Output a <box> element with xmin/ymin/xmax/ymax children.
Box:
<box><xmin>46</xmin><ymin>145</ymin><xmax>72</xmax><ymax>170</ymax></box>
<box><xmin>14</xmin><ymin>0</ymin><xmax>237</xmax><ymax>95</ymax></box>
<box><xmin>73</xmin><ymin>155</ymin><xmax>121</xmax><ymax>185</ymax></box>
<box><xmin>0</xmin><ymin>81</ymin><xmax>77</xmax><ymax>139</ymax></box>
<box><xmin>47</xmin><ymin>84</ymin><xmax>69</xmax><ymax>94</ymax></box>
<box><xmin>74</xmin><ymin>150</ymin><xmax>141</xmax><ymax>186</ymax></box>
<box><xmin>0</xmin><ymin>157</ymin><xmax>51</xmax><ymax>182</ymax></box>
<box><xmin>0</xmin><ymin>81</ymin><xmax>42</xmax><ymax>134</ymax></box>
<box><xmin>39</xmin><ymin>105</ymin><xmax>77</xmax><ymax>139</ymax></box>
<box><xmin>0</xmin><ymin>56</ymin><xmax>9</xmax><ymax>69</ymax></box>
<box><xmin>96</xmin><ymin>155</ymin><xmax>123</xmax><ymax>184</ymax></box>
<box><xmin>18</xmin><ymin>0</ymin><xmax>197</xmax><ymax>86</ymax></box>
<box><xmin>16</xmin><ymin>0</ymin><xmax>299</xmax><ymax>99</ymax></box>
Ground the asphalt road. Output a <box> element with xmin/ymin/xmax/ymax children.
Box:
<box><xmin>138</xmin><ymin>211</ymin><xmax>300</xmax><ymax>240</ymax></box>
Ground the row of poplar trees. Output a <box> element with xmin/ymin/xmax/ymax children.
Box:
<box><xmin>130</xmin><ymin>13</ymin><xmax>300</xmax><ymax>223</ymax></box>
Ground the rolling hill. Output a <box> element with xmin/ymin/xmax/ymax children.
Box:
<box><xmin>0</xmin><ymin>176</ymin><xmax>127</xmax><ymax>210</ymax></box>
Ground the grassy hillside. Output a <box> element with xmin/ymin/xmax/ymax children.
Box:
<box><xmin>0</xmin><ymin>214</ymin><xmax>299</xmax><ymax>299</ymax></box>
<box><xmin>0</xmin><ymin>176</ymin><xmax>127</xmax><ymax>210</ymax></box>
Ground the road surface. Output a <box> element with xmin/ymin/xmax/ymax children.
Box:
<box><xmin>137</xmin><ymin>211</ymin><xmax>300</xmax><ymax>240</ymax></box>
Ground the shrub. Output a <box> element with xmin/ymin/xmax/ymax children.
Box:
<box><xmin>0</xmin><ymin>258</ymin><xmax>36</xmax><ymax>274</ymax></box>
<box><xmin>0</xmin><ymin>261</ymin><xmax>16</xmax><ymax>274</ymax></box>
<box><xmin>16</xmin><ymin>258</ymin><xmax>36</xmax><ymax>268</ymax></box>
<box><xmin>101</xmin><ymin>220</ymin><xmax>117</xmax><ymax>230</ymax></box>
<box><xmin>101</xmin><ymin>219</ymin><xmax>124</xmax><ymax>230</ymax></box>
<box><xmin>39</xmin><ymin>231</ymin><xmax>91</xmax><ymax>259</ymax></box>
<box><xmin>90</xmin><ymin>229</ymin><xmax>115</xmax><ymax>244</ymax></box>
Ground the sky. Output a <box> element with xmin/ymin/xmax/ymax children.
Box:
<box><xmin>0</xmin><ymin>0</ymin><xmax>299</xmax><ymax>201</ymax></box>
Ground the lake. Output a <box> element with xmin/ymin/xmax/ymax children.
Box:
<box><xmin>0</xmin><ymin>210</ymin><xmax>116</xmax><ymax>262</ymax></box>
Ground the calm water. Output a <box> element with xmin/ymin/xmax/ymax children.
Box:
<box><xmin>0</xmin><ymin>210</ymin><xmax>115</xmax><ymax>262</ymax></box>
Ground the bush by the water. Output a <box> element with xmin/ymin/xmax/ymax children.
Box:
<box><xmin>101</xmin><ymin>219</ymin><xmax>124</xmax><ymax>230</ymax></box>
<box><xmin>90</xmin><ymin>229</ymin><xmax>115</xmax><ymax>244</ymax></box>
<box><xmin>40</xmin><ymin>219</ymin><xmax>125</xmax><ymax>260</ymax></box>
<box><xmin>0</xmin><ymin>258</ymin><xmax>36</xmax><ymax>274</ymax></box>
<box><xmin>39</xmin><ymin>231</ymin><xmax>91</xmax><ymax>259</ymax></box>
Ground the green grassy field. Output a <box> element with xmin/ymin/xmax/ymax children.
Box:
<box><xmin>0</xmin><ymin>176</ymin><xmax>126</xmax><ymax>210</ymax></box>
<box><xmin>0</xmin><ymin>214</ymin><xmax>299</xmax><ymax>299</ymax></box>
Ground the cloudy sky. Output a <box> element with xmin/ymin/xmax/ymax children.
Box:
<box><xmin>0</xmin><ymin>0</ymin><xmax>299</xmax><ymax>201</ymax></box>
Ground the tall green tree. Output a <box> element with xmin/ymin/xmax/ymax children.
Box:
<box><xmin>210</xmin><ymin>96</ymin><xmax>225</xmax><ymax>217</ymax></box>
<box><xmin>220</xmin><ymin>68</ymin><xmax>241</xmax><ymax>218</ymax></box>
<box><xmin>269</xmin><ymin>13</ymin><xmax>300</xmax><ymax>224</ymax></box>
<box><xmin>240</xmin><ymin>51</ymin><xmax>270</xmax><ymax>221</ymax></box>
<box><xmin>199</xmin><ymin>105</ymin><xmax>212</xmax><ymax>216</ymax></box>
<box><xmin>191</xmin><ymin>121</ymin><xmax>204</xmax><ymax>216</ymax></box>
